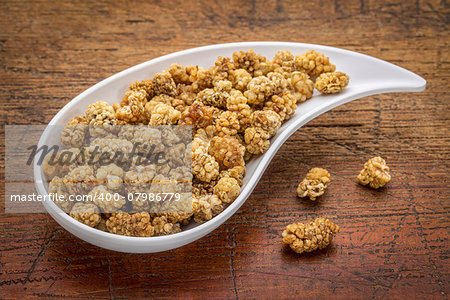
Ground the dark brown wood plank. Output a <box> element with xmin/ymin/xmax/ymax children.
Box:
<box><xmin>0</xmin><ymin>0</ymin><xmax>448</xmax><ymax>298</ymax></box>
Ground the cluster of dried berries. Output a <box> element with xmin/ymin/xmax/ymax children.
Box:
<box><xmin>286</xmin><ymin>157</ymin><xmax>391</xmax><ymax>254</ymax></box>
<box><xmin>46</xmin><ymin>49</ymin><xmax>349</xmax><ymax>237</ymax></box>
<box><xmin>45</xmin><ymin>124</ymin><xmax>192</xmax><ymax>237</ymax></box>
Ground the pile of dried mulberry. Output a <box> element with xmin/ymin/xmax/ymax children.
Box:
<box><xmin>44</xmin><ymin>49</ymin><xmax>349</xmax><ymax>237</ymax></box>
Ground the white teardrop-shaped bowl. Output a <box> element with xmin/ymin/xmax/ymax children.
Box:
<box><xmin>34</xmin><ymin>42</ymin><xmax>426</xmax><ymax>253</ymax></box>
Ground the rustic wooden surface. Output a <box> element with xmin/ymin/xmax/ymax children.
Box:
<box><xmin>0</xmin><ymin>0</ymin><xmax>449</xmax><ymax>299</ymax></box>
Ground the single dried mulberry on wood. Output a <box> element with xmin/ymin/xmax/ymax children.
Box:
<box><xmin>297</xmin><ymin>167</ymin><xmax>331</xmax><ymax>200</ymax></box>
<box><xmin>357</xmin><ymin>156</ymin><xmax>391</xmax><ymax>189</ymax></box>
<box><xmin>282</xmin><ymin>218</ymin><xmax>339</xmax><ymax>254</ymax></box>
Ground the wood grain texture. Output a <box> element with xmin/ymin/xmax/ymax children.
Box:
<box><xmin>0</xmin><ymin>0</ymin><xmax>449</xmax><ymax>299</ymax></box>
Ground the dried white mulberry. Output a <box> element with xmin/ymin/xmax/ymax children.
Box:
<box><xmin>89</xmin><ymin>185</ymin><xmax>126</xmax><ymax>212</ymax></box>
<box><xmin>70</xmin><ymin>202</ymin><xmax>101</xmax><ymax>228</ymax></box>
<box><xmin>289</xmin><ymin>71</ymin><xmax>314</xmax><ymax>103</ymax></box>
<box><xmin>357</xmin><ymin>156</ymin><xmax>391</xmax><ymax>189</ymax></box>
<box><xmin>294</xmin><ymin>50</ymin><xmax>336</xmax><ymax>76</ymax></box>
<box><xmin>124</xmin><ymin>165</ymin><xmax>157</xmax><ymax>192</ymax></box>
<box><xmin>226</xmin><ymin>90</ymin><xmax>252</xmax><ymax>132</ymax></box>
<box><xmin>106</xmin><ymin>213</ymin><xmax>155</xmax><ymax>237</ymax></box>
<box><xmin>263</xmin><ymin>91</ymin><xmax>297</xmax><ymax>121</ymax></box>
<box><xmin>186</xmin><ymin>66</ymin><xmax>214</xmax><ymax>92</ymax></box>
<box><xmin>179</xmin><ymin>100</ymin><xmax>216</xmax><ymax>130</ymax></box>
<box><xmin>230</xmin><ymin>68</ymin><xmax>252</xmax><ymax>91</ymax></box>
<box><xmin>86</xmin><ymin>101</ymin><xmax>116</xmax><ymax>125</ymax></box>
<box><xmin>267</xmin><ymin>71</ymin><xmax>288</xmax><ymax>93</ymax></box>
<box><xmin>213</xmin><ymin>176</ymin><xmax>240</xmax><ymax>204</ymax></box>
<box><xmin>297</xmin><ymin>168</ymin><xmax>331</xmax><ymax>200</ymax></box>
<box><xmin>196</xmin><ymin>88</ymin><xmax>229</xmax><ymax>108</ymax></box>
<box><xmin>251</xmin><ymin>110</ymin><xmax>281</xmax><ymax>137</ymax></box>
<box><xmin>244</xmin><ymin>76</ymin><xmax>276</xmax><ymax>106</ymax></box>
<box><xmin>215</xmin><ymin>111</ymin><xmax>240</xmax><ymax>136</ymax></box>
<box><xmin>96</xmin><ymin>163</ymin><xmax>123</xmax><ymax>190</ymax></box>
<box><xmin>192</xmin><ymin>146</ymin><xmax>220</xmax><ymax>183</ymax></box>
<box><xmin>272</xmin><ymin>50</ymin><xmax>295</xmax><ymax>74</ymax></box>
<box><xmin>56</xmin><ymin>48</ymin><xmax>350</xmax><ymax>237</ymax></box>
<box><xmin>166</xmin><ymin>63</ymin><xmax>190</xmax><ymax>84</ymax></box>
<box><xmin>282</xmin><ymin>218</ymin><xmax>339</xmax><ymax>254</ymax></box>
<box><xmin>151</xmin><ymin>215</ymin><xmax>182</xmax><ymax>236</ymax></box>
<box><xmin>244</xmin><ymin>126</ymin><xmax>270</xmax><ymax>155</ymax></box>
<box><xmin>192</xmin><ymin>194</ymin><xmax>223</xmax><ymax>223</ymax></box>
<box><xmin>232</xmin><ymin>49</ymin><xmax>271</xmax><ymax>77</ymax></box>
<box><xmin>213</xmin><ymin>57</ymin><xmax>236</xmax><ymax>81</ymax></box>
<box><xmin>149</xmin><ymin>103</ymin><xmax>181</xmax><ymax>125</ymax></box>
<box><xmin>208</xmin><ymin>135</ymin><xmax>245</xmax><ymax>169</ymax></box>
<box><xmin>63</xmin><ymin>165</ymin><xmax>96</xmax><ymax>196</ymax></box>
<box><xmin>129</xmin><ymin>79</ymin><xmax>155</xmax><ymax>100</ymax></box>
<box><xmin>315</xmin><ymin>72</ymin><xmax>349</xmax><ymax>94</ymax></box>
<box><xmin>48</xmin><ymin>176</ymin><xmax>72</xmax><ymax>213</ymax></box>
<box><xmin>61</xmin><ymin>116</ymin><xmax>88</xmax><ymax>148</ymax></box>
<box><xmin>218</xmin><ymin>165</ymin><xmax>246</xmax><ymax>186</ymax></box>
<box><xmin>115</xmin><ymin>89</ymin><xmax>148</xmax><ymax>124</ymax></box>
<box><xmin>153</xmin><ymin>72</ymin><xmax>177</xmax><ymax>96</ymax></box>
